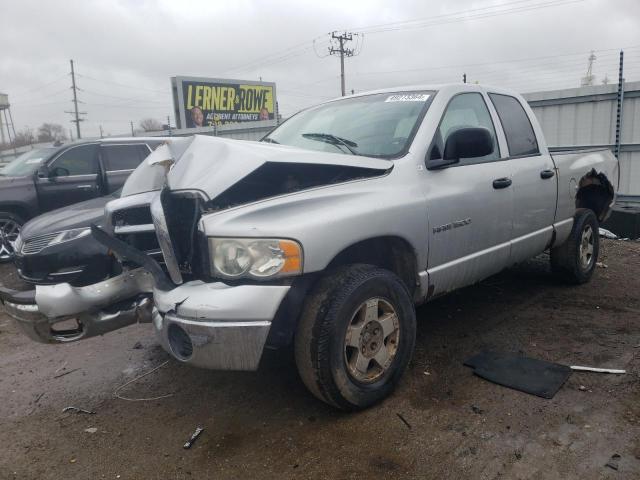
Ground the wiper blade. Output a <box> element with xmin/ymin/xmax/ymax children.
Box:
<box><xmin>301</xmin><ymin>132</ymin><xmax>358</xmax><ymax>155</ymax></box>
<box><xmin>261</xmin><ymin>137</ymin><xmax>280</xmax><ymax>144</ymax></box>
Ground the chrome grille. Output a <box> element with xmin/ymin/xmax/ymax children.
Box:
<box><xmin>21</xmin><ymin>232</ymin><xmax>59</xmax><ymax>255</ymax></box>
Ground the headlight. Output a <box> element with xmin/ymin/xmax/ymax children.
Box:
<box><xmin>209</xmin><ymin>238</ymin><xmax>303</xmax><ymax>279</ymax></box>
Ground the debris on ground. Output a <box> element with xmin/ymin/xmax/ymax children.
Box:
<box><xmin>570</xmin><ymin>365</ymin><xmax>626</xmax><ymax>374</ymax></box>
<box><xmin>596</xmin><ymin>262</ymin><xmax>608</xmax><ymax>268</ymax></box>
<box><xmin>471</xmin><ymin>405</ymin><xmax>484</xmax><ymax>414</ymax></box>
<box><xmin>53</xmin><ymin>368</ymin><xmax>80</xmax><ymax>379</ymax></box>
<box><xmin>132</xmin><ymin>341</ymin><xmax>143</xmax><ymax>350</ymax></box>
<box><xmin>84</xmin><ymin>427</ymin><xmax>98</xmax><ymax>434</ymax></box>
<box><xmin>605</xmin><ymin>453</ymin><xmax>621</xmax><ymax>470</ymax></box>
<box><xmin>62</xmin><ymin>406</ymin><xmax>96</xmax><ymax>415</ymax></box>
<box><xmin>396</xmin><ymin>413</ymin><xmax>412</xmax><ymax>429</ymax></box>
<box><xmin>113</xmin><ymin>360</ymin><xmax>173</xmax><ymax>402</ymax></box>
<box><xmin>578</xmin><ymin>385</ymin><xmax>587</xmax><ymax>391</ymax></box>
<box><xmin>599</xmin><ymin>228</ymin><xmax>618</xmax><ymax>239</ymax></box>
<box><xmin>183</xmin><ymin>426</ymin><xmax>205</xmax><ymax>449</ymax></box>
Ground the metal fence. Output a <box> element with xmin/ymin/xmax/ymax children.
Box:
<box><xmin>524</xmin><ymin>80</ymin><xmax>640</xmax><ymax>197</ymax></box>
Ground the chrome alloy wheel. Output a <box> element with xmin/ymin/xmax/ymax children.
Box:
<box><xmin>344</xmin><ymin>298</ymin><xmax>400</xmax><ymax>383</ymax></box>
<box><xmin>0</xmin><ymin>218</ymin><xmax>21</xmax><ymax>260</ymax></box>
<box><xmin>579</xmin><ymin>224</ymin><xmax>595</xmax><ymax>270</ymax></box>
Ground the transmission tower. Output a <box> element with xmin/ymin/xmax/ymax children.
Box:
<box><xmin>328</xmin><ymin>32</ymin><xmax>358</xmax><ymax>96</ymax></box>
<box><xmin>580</xmin><ymin>51</ymin><xmax>597</xmax><ymax>87</ymax></box>
<box><xmin>64</xmin><ymin>59</ymin><xmax>86</xmax><ymax>139</ymax></box>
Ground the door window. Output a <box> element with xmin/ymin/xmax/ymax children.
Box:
<box><xmin>49</xmin><ymin>144</ymin><xmax>98</xmax><ymax>176</ymax></box>
<box><xmin>430</xmin><ymin>93</ymin><xmax>499</xmax><ymax>163</ymax></box>
<box><xmin>102</xmin><ymin>144</ymin><xmax>146</xmax><ymax>171</ymax></box>
<box><xmin>489</xmin><ymin>93</ymin><xmax>539</xmax><ymax>157</ymax></box>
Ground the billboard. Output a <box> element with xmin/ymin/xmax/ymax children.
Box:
<box><xmin>171</xmin><ymin>76</ymin><xmax>277</xmax><ymax>129</ymax></box>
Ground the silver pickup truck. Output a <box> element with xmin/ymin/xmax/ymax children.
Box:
<box><xmin>1</xmin><ymin>84</ymin><xmax>618</xmax><ymax>410</ymax></box>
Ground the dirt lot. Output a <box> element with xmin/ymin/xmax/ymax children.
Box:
<box><xmin>1</xmin><ymin>239</ymin><xmax>639</xmax><ymax>480</ymax></box>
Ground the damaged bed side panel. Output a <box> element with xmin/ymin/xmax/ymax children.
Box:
<box><xmin>551</xmin><ymin>148</ymin><xmax>619</xmax><ymax>246</ymax></box>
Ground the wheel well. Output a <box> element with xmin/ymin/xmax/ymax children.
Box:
<box><xmin>326</xmin><ymin>236</ymin><xmax>418</xmax><ymax>296</ymax></box>
<box><xmin>576</xmin><ymin>169</ymin><xmax>614</xmax><ymax>222</ymax></box>
<box><xmin>0</xmin><ymin>205</ymin><xmax>29</xmax><ymax>222</ymax></box>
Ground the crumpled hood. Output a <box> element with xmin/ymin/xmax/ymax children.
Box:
<box><xmin>21</xmin><ymin>195</ymin><xmax>112</xmax><ymax>239</ymax></box>
<box><xmin>152</xmin><ymin>135</ymin><xmax>392</xmax><ymax>200</ymax></box>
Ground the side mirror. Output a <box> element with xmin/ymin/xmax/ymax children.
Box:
<box><xmin>49</xmin><ymin>166</ymin><xmax>70</xmax><ymax>178</ymax></box>
<box><xmin>36</xmin><ymin>165</ymin><xmax>49</xmax><ymax>178</ymax></box>
<box><xmin>443</xmin><ymin>127</ymin><xmax>494</xmax><ymax>161</ymax></box>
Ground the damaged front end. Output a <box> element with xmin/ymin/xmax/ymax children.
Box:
<box><xmin>0</xmin><ymin>268</ymin><xmax>153</xmax><ymax>343</ymax></box>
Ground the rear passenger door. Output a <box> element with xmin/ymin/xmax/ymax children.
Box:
<box><xmin>488</xmin><ymin>93</ymin><xmax>557</xmax><ymax>263</ymax></box>
<box><xmin>425</xmin><ymin>92</ymin><xmax>514</xmax><ymax>296</ymax></box>
<box><xmin>100</xmin><ymin>143</ymin><xmax>151</xmax><ymax>193</ymax></box>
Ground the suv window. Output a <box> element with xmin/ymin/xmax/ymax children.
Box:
<box><xmin>430</xmin><ymin>92</ymin><xmax>499</xmax><ymax>163</ymax></box>
<box><xmin>489</xmin><ymin>93</ymin><xmax>539</xmax><ymax>156</ymax></box>
<box><xmin>102</xmin><ymin>144</ymin><xmax>147</xmax><ymax>171</ymax></box>
<box><xmin>50</xmin><ymin>144</ymin><xmax>98</xmax><ymax>176</ymax></box>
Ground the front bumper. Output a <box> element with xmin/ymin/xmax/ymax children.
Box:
<box><xmin>0</xmin><ymin>268</ymin><xmax>154</xmax><ymax>343</ymax></box>
<box><xmin>152</xmin><ymin>281</ymin><xmax>290</xmax><ymax>370</ymax></box>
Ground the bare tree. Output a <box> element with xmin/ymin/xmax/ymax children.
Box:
<box><xmin>12</xmin><ymin>127</ymin><xmax>36</xmax><ymax>147</ymax></box>
<box><xmin>37</xmin><ymin>123</ymin><xmax>67</xmax><ymax>142</ymax></box>
<box><xmin>139</xmin><ymin>118</ymin><xmax>163</xmax><ymax>132</ymax></box>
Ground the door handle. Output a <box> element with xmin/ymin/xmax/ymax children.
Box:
<box><xmin>492</xmin><ymin>177</ymin><xmax>512</xmax><ymax>189</ymax></box>
<box><xmin>76</xmin><ymin>184</ymin><xmax>93</xmax><ymax>189</ymax></box>
<box><xmin>540</xmin><ymin>169</ymin><xmax>555</xmax><ymax>179</ymax></box>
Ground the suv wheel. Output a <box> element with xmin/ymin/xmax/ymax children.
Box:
<box><xmin>0</xmin><ymin>212</ymin><xmax>24</xmax><ymax>263</ymax></box>
<box><xmin>295</xmin><ymin>264</ymin><xmax>416</xmax><ymax>410</ymax></box>
<box><xmin>550</xmin><ymin>209</ymin><xmax>599</xmax><ymax>284</ymax></box>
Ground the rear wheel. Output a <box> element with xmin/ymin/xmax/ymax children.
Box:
<box><xmin>550</xmin><ymin>209</ymin><xmax>599</xmax><ymax>284</ymax></box>
<box><xmin>294</xmin><ymin>264</ymin><xmax>416</xmax><ymax>410</ymax></box>
<box><xmin>0</xmin><ymin>212</ymin><xmax>24</xmax><ymax>263</ymax></box>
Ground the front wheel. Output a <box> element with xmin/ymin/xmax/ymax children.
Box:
<box><xmin>0</xmin><ymin>212</ymin><xmax>24</xmax><ymax>263</ymax></box>
<box><xmin>294</xmin><ymin>264</ymin><xmax>416</xmax><ymax>410</ymax></box>
<box><xmin>550</xmin><ymin>209</ymin><xmax>599</xmax><ymax>284</ymax></box>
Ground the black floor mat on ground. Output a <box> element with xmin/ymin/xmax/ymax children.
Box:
<box><xmin>464</xmin><ymin>351</ymin><xmax>572</xmax><ymax>399</ymax></box>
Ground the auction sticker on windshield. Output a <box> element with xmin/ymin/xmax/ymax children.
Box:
<box><xmin>385</xmin><ymin>93</ymin><xmax>430</xmax><ymax>102</ymax></box>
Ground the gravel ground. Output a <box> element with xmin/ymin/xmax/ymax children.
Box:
<box><xmin>0</xmin><ymin>239</ymin><xmax>639</xmax><ymax>479</ymax></box>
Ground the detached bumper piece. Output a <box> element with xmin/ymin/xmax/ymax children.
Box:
<box><xmin>0</xmin><ymin>268</ymin><xmax>154</xmax><ymax>344</ymax></box>
<box><xmin>153</xmin><ymin>281</ymin><xmax>290</xmax><ymax>371</ymax></box>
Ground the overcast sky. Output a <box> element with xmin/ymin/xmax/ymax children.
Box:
<box><xmin>1</xmin><ymin>0</ymin><xmax>639</xmax><ymax>138</ymax></box>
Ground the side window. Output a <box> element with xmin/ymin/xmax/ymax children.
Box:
<box><xmin>430</xmin><ymin>93</ymin><xmax>499</xmax><ymax>163</ymax></box>
<box><xmin>50</xmin><ymin>144</ymin><xmax>98</xmax><ymax>176</ymax></box>
<box><xmin>102</xmin><ymin>144</ymin><xmax>144</xmax><ymax>171</ymax></box>
<box><xmin>489</xmin><ymin>93</ymin><xmax>539</xmax><ymax>157</ymax></box>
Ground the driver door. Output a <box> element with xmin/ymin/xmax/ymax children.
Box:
<box><xmin>424</xmin><ymin>92</ymin><xmax>514</xmax><ymax>296</ymax></box>
<box><xmin>35</xmin><ymin>143</ymin><xmax>101</xmax><ymax>212</ymax></box>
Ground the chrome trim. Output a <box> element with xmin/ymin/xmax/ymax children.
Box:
<box><xmin>49</xmin><ymin>269</ymin><xmax>84</xmax><ymax>276</ymax></box>
<box><xmin>114</xmin><ymin>224</ymin><xmax>155</xmax><ymax>234</ymax></box>
<box><xmin>106</xmin><ymin>168</ymin><xmax>135</xmax><ymax>174</ymax></box>
<box><xmin>35</xmin><ymin>268</ymin><xmax>153</xmax><ymax>318</ymax></box>
<box><xmin>21</xmin><ymin>232</ymin><xmax>59</xmax><ymax>255</ymax></box>
<box><xmin>150</xmin><ymin>194</ymin><xmax>183</xmax><ymax>285</ymax></box>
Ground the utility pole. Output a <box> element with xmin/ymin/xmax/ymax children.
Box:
<box><xmin>99</xmin><ymin>125</ymin><xmax>104</xmax><ymax>138</ymax></box>
<box><xmin>580</xmin><ymin>51</ymin><xmax>597</xmax><ymax>86</ymax></box>
<box><xmin>167</xmin><ymin>115</ymin><xmax>172</xmax><ymax>136</ymax></box>
<box><xmin>463</xmin><ymin>73</ymin><xmax>467</xmax><ymax>83</ymax></box>
<box><xmin>130</xmin><ymin>121</ymin><xmax>134</xmax><ymax>136</ymax></box>
<box><xmin>65</xmin><ymin>59</ymin><xmax>86</xmax><ymax>139</ymax></box>
<box><xmin>328</xmin><ymin>32</ymin><xmax>356</xmax><ymax>96</ymax></box>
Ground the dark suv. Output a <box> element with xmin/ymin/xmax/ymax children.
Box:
<box><xmin>0</xmin><ymin>137</ymin><xmax>164</xmax><ymax>261</ymax></box>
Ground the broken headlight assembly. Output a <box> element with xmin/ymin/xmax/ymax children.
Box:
<box><xmin>208</xmin><ymin>238</ymin><xmax>303</xmax><ymax>280</ymax></box>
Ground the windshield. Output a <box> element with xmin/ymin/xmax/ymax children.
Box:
<box><xmin>0</xmin><ymin>147</ymin><xmax>58</xmax><ymax>177</ymax></box>
<box><xmin>263</xmin><ymin>91</ymin><xmax>434</xmax><ymax>159</ymax></box>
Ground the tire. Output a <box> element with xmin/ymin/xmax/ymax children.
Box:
<box><xmin>550</xmin><ymin>209</ymin><xmax>599</xmax><ymax>284</ymax></box>
<box><xmin>0</xmin><ymin>212</ymin><xmax>24</xmax><ymax>263</ymax></box>
<box><xmin>294</xmin><ymin>264</ymin><xmax>416</xmax><ymax>410</ymax></box>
